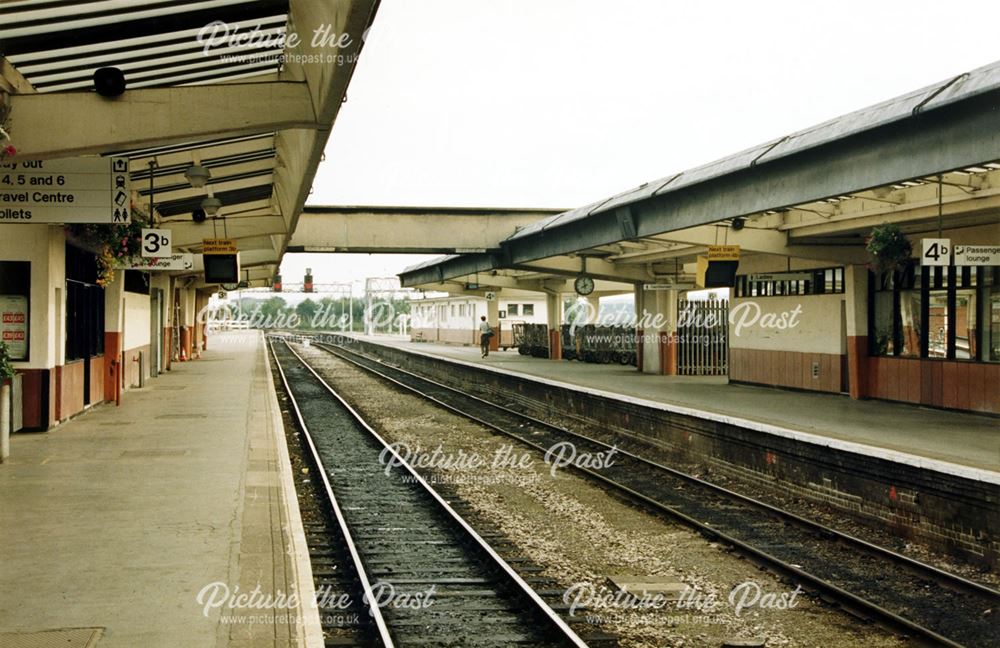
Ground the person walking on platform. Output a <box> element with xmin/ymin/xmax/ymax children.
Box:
<box><xmin>479</xmin><ymin>315</ymin><xmax>493</xmax><ymax>358</ymax></box>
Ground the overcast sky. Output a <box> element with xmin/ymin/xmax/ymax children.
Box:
<box><xmin>279</xmin><ymin>0</ymin><xmax>1000</xmax><ymax>292</ymax></box>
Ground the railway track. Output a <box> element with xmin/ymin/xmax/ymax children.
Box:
<box><xmin>310</xmin><ymin>335</ymin><xmax>1000</xmax><ymax>648</ymax></box>
<box><xmin>268</xmin><ymin>338</ymin><xmax>590</xmax><ymax>648</ymax></box>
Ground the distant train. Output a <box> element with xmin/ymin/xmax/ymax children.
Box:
<box><xmin>511</xmin><ymin>323</ymin><xmax>637</xmax><ymax>366</ymax></box>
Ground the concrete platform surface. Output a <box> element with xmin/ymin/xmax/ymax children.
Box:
<box><xmin>352</xmin><ymin>335</ymin><xmax>1000</xmax><ymax>475</ymax></box>
<box><xmin>0</xmin><ymin>331</ymin><xmax>320</xmax><ymax>648</ymax></box>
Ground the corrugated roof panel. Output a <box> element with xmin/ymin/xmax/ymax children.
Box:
<box><xmin>509</xmin><ymin>59</ymin><xmax>1000</xmax><ymax>242</ymax></box>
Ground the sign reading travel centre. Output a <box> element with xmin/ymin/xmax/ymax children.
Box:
<box><xmin>0</xmin><ymin>157</ymin><xmax>131</xmax><ymax>223</ymax></box>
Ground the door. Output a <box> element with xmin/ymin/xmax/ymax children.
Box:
<box><xmin>149</xmin><ymin>289</ymin><xmax>161</xmax><ymax>378</ymax></box>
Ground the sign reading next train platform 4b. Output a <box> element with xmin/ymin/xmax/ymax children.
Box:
<box><xmin>0</xmin><ymin>157</ymin><xmax>131</xmax><ymax>223</ymax></box>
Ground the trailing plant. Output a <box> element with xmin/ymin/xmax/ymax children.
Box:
<box><xmin>0</xmin><ymin>340</ymin><xmax>15</xmax><ymax>381</ymax></box>
<box><xmin>0</xmin><ymin>103</ymin><xmax>14</xmax><ymax>161</ymax></box>
<box><xmin>866</xmin><ymin>223</ymin><xmax>912</xmax><ymax>273</ymax></box>
<box><xmin>66</xmin><ymin>207</ymin><xmax>150</xmax><ymax>287</ymax></box>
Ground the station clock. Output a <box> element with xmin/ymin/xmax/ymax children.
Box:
<box><xmin>574</xmin><ymin>274</ymin><xmax>595</xmax><ymax>296</ymax></box>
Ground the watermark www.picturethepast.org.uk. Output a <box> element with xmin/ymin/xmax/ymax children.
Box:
<box><xmin>564</xmin><ymin>580</ymin><xmax>805</xmax><ymax>625</ymax></box>
<box><xmin>196</xmin><ymin>20</ymin><xmax>365</xmax><ymax>66</ymax></box>
<box><xmin>196</xmin><ymin>580</ymin><xmax>435</xmax><ymax>626</ymax></box>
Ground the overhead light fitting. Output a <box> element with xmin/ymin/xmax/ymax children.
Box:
<box><xmin>201</xmin><ymin>196</ymin><xmax>222</xmax><ymax>216</ymax></box>
<box><xmin>93</xmin><ymin>67</ymin><xmax>126</xmax><ymax>97</ymax></box>
<box><xmin>184</xmin><ymin>164</ymin><xmax>210</xmax><ymax>188</ymax></box>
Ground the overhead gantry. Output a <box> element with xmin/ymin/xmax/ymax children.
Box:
<box><xmin>288</xmin><ymin>205</ymin><xmax>565</xmax><ymax>254</ymax></box>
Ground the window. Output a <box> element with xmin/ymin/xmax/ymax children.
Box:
<box><xmin>986</xmin><ymin>269</ymin><xmax>1000</xmax><ymax>362</ymax></box>
<box><xmin>124</xmin><ymin>270</ymin><xmax>150</xmax><ymax>295</ymax></box>
<box><xmin>507</xmin><ymin>304</ymin><xmax>519</xmax><ymax>316</ymax></box>
<box><xmin>523</xmin><ymin>304</ymin><xmax>534</xmax><ymax>316</ymax></box>
<box><xmin>871</xmin><ymin>263</ymin><xmax>995</xmax><ymax>362</ymax></box>
<box><xmin>735</xmin><ymin>267</ymin><xmax>845</xmax><ymax>298</ymax></box>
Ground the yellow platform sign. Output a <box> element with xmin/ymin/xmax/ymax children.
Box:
<box><xmin>707</xmin><ymin>245</ymin><xmax>740</xmax><ymax>261</ymax></box>
<box><xmin>202</xmin><ymin>238</ymin><xmax>238</xmax><ymax>254</ymax></box>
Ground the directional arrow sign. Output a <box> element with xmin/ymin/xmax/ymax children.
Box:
<box><xmin>0</xmin><ymin>157</ymin><xmax>131</xmax><ymax>223</ymax></box>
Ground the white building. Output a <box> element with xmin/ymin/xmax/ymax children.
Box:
<box><xmin>409</xmin><ymin>294</ymin><xmax>548</xmax><ymax>347</ymax></box>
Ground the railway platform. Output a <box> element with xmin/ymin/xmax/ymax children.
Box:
<box><xmin>328</xmin><ymin>333</ymin><xmax>1000</xmax><ymax>569</ymax></box>
<box><xmin>344</xmin><ymin>335</ymin><xmax>1000</xmax><ymax>475</ymax></box>
<box><xmin>0</xmin><ymin>331</ymin><xmax>320</xmax><ymax>648</ymax></box>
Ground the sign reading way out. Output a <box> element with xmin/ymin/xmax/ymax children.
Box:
<box><xmin>0</xmin><ymin>157</ymin><xmax>131</xmax><ymax>223</ymax></box>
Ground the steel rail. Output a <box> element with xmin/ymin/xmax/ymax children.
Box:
<box><xmin>277</xmin><ymin>337</ymin><xmax>590</xmax><ymax>648</ymax></box>
<box><xmin>268</xmin><ymin>337</ymin><xmax>396</xmax><ymax>647</ymax></box>
<box><xmin>316</xmin><ymin>337</ymin><xmax>1000</xmax><ymax>648</ymax></box>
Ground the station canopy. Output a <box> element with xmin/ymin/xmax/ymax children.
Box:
<box><xmin>1</xmin><ymin>0</ymin><xmax>381</xmax><ymax>286</ymax></box>
<box><xmin>400</xmin><ymin>60</ymin><xmax>1000</xmax><ymax>294</ymax></box>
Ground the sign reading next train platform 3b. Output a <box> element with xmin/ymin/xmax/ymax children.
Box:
<box><xmin>0</xmin><ymin>157</ymin><xmax>131</xmax><ymax>223</ymax></box>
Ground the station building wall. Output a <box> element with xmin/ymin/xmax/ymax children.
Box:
<box><xmin>729</xmin><ymin>293</ymin><xmax>847</xmax><ymax>394</ymax></box>
<box><xmin>728</xmin><ymin>255</ymin><xmax>847</xmax><ymax>394</ymax></box>
<box><xmin>859</xmin><ymin>225</ymin><xmax>1000</xmax><ymax>414</ymax></box>
<box><xmin>727</xmin><ymin>238</ymin><xmax>999</xmax><ymax>414</ymax></box>
<box><xmin>0</xmin><ymin>224</ymin><xmax>64</xmax><ymax>428</ymax></box>
<box><xmin>1</xmin><ymin>223</ymin><xmax>182</xmax><ymax>430</ymax></box>
<box><xmin>410</xmin><ymin>296</ymin><xmax>548</xmax><ymax>347</ymax></box>
<box><xmin>121</xmin><ymin>290</ymin><xmax>151</xmax><ymax>388</ymax></box>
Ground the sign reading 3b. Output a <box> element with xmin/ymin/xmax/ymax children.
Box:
<box><xmin>141</xmin><ymin>228</ymin><xmax>172</xmax><ymax>257</ymax></box>
<box><xmin>0</xmin><ymin>157</ymin><xmax>131</xmax><ymax>223</ymax></box>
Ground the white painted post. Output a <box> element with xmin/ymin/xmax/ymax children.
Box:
<box><xmin>1</xmin><ymin>382</ymin><xmax>10</xmax><ymax>463</ymax></box>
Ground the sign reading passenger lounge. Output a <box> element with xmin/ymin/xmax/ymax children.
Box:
<box><xmin>0</xmin><ymin>157</ymin><xmax>131</xmax><ymax>223</ymax></box>
<box><xmin>954</xmin><ymin>245</ymin><xmax>1000</xmax><ymax>266</ymax></box>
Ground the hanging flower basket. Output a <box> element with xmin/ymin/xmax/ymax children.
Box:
<box><xmin>866</xmin><ymin>223</ymin><xmax>912</xmax><ymax>274</ymax></box>
<box><xmin>0</xmin><ymin>124</ymin><xmax>14</xmax><ymax>162</ymax></box>
<box><xmin>66</xmin><ymin>207</ymin><xmax>150</xmax><ymax>287</ymax></box>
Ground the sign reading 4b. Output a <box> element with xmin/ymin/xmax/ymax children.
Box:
<box><xmin>921</xmin><ymin>238</ymin><xmax>951</xmax><ymax>266</ymax></box>
<box><xmin>141</xmin><ymin>228</ymin><xmax>172</xmax><ymax>257</ymax></box>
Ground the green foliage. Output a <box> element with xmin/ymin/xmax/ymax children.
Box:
<box><xmin>866</xmin><ymin>223</ymin><xmax>912</xmax><ymax>273</ymax></box>
<box><xmin>295</xmin><ymin>299</ymin><xmax>319</xmax><ymax>327</ymax></box>
<box><xmin>0</xmin><ymin>340</ymin><xmax>15</xmax><ymax>380</ymax></box>
<box><xmin>66</xmin><ymin>207</ymin><xmax>150</xmax><ymax>286</ymax></box>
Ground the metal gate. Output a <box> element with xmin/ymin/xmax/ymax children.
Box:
<box><xmin>676</xmin><ymin>298</ymin><xmax>729</xmax><ymax>376</ymax></box>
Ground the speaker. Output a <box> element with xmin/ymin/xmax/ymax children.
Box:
<box><xmin>93</xmin><ymin>67</ymin><xmax>126</xmax><ymax>97</ymax></box>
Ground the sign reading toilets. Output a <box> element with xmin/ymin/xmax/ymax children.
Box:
<box><xmin>0</xmin><ymin>157</ymin><xmax>131</xmax><ymax>223</ymax></box>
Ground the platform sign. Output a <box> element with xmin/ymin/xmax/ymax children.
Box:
<box><xmin>921</xmin><ymin>238</ymin><xmax>951</xmax><ymax>266</ymax></box>
<box><xmin>954</xmin><ymin>244</ymin><xmax>1000</xmax><ymax>266</ymax></box>
<box><xmin>707</xmin><ymin>245</ymin><xmax>741</xmax><ymax>261</ymax></box>
<box><xmin>644</xmin><ymin>283</ymin><xmax>695</xmax><ymax>291</ymax></box>
<box><xmin>0</xmin><ymin>157</ymin><xmax>131</xmax><ymax>223</ymax></box>
<box><xmin>118</xmin><ymin>253</ymin><xmax>194</xmax><ymax>271</ymax></box>
<box><xmin>141</xmin><ymin>228</ymin><xmax>172</xmax><ymax>257</ymax></box>
<box><xmin>0</xmin><ymin>295</ymin><xmax>28</xmax><ymax>360</ymax></box>
<box><xmin>202</xmin><ymin>238</ymin><xmax>238</xmax><ymax>254</ymax></box>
